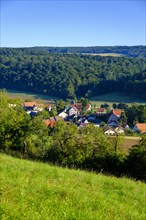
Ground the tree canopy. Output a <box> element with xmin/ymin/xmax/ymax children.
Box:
<box><xmin>0</xmin><ymin>48</ymin><xmax>146</xmax><ymax>100</ymax></box>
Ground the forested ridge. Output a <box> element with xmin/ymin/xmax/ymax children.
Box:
<box><xmin>1</xmin><ymin>45</ymin><xmax>146</xmax><ymax>57</ymax></box>
<box><xmin>0</xmin><ymin>47</ymin><xmax>146</xmax><ymax>99</ymax></box>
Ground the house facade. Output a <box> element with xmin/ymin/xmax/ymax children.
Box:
<box><xmin>133</xmin><ymin>123</ymin><xmax>146</xmax><ymax>134</ymax></box>
<box><xmin>107</xmin><ymin>109</ymin><xmax>123</xmax><ymax>127</ymax></box>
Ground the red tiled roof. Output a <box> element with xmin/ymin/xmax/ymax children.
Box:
<box><xmin>43</xmin><ymin>120</ymin><xmax>57</xmax><ymax>128</ymax></box>
<box><xmin>71</xmin><ymin>103</ymin><xmax>91</xmax><ymax>110</ymax></box>
<box><xmin>24</xmin><ymin>102</ymin><xmax>37</xmax><ymax>107</ymax></box>
<box><xmin>112</xmin><ymin>109</ymin><xmax>123</xmax><ymax>116</ymax></box>
<box><xmin>136</xmin><ymin>123</ymin><xmax>146</xmax><ymax>133</ymax></box>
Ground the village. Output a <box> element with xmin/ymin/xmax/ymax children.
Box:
<box><xmin>23</xmin><ymin>100</ymin><xmax>146</xmax><ymax>135</ymax></box>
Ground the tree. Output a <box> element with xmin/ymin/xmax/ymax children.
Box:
<box><xmin>119</xmin><ymin>112</ymin><xmax>127</xmax><ymax>125</ymax></box>
<box><xmin>80</xmin><ymin>97</ymin><xmax>89</xmax><ymax>109</ymax></box>
<box><xmin>0</xmin><ymin>91</ymin><xmax>31</xmax><ymax>152</ymax></box>
<box><xmin>126</xmin><ymin>135</ymin><xmax>146</xmax><ymax>181</ymax></box>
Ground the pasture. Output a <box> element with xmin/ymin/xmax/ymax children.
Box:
<box><xmin>1</xmin><ymin>153</ymin><xmax>145</xmax><ymax>220</ymax></box>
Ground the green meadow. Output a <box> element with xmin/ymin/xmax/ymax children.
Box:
<box><xmin>7</xmin><ymin>89</ymin><xmax>58</xmax><ymax>102</ymax></box>
<box><xmin>6</xmin><ymin>90</ymin><xmax>146</xmax><ymax>106</ymax></box>
<box><xmin>90</xmin><ymin>92</ymin><xmax>146</xmax><ymax>106</ymax></box>
<box><xmin>1</xmin><ymin>154</ymin><xmax>145</xmax><ymax>220</ymax></box>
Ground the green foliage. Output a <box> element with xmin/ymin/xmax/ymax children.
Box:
<box><xmin>0</xmin><ymin>91</ymin><xmax>31</xmax><ymax>152</ymax></box>
<box><xmin>0</xmin><ymin>49</ymin><xmax>146</xmax><ymax>99</ymax></box>
<box><xmin>37</xmin><ymin>110</ymin><xmax>50</xmax><ymax>119</ymax></box>
<box><xmin>126</xmin><ymin>135</ymin><xmax>146</xmax><ymax>181</ymax></box>
<box><xmin>125</xmin><ymin>104</ymin><xmax>146</xmax><ymax>126</ymax></box>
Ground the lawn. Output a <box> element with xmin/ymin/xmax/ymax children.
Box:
<box><xmin>0</xmin><ymin>154</ymin><xmax>145</xmax><ymax>220</ymax></box>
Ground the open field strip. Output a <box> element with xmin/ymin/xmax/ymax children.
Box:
<box><xmin>6</xmin><ymin>89</ymin><xmax>58</xmax><ymax>102</ymax></box>
<box><xmin>5</xmin><ymin>90</ymin><xmax>146</xmax><ymax>106</ymax></box>
<box><xmin>90</xmin><ymin>92</ymin><xmax>146</xmax><ymax>106</ymax></box>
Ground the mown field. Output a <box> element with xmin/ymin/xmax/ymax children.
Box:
<box><xmin>0</xmin><ymin>154</ymin><xmax>145</xmax><ymax>220</ymax></box>
<box><xmin>6</xmin><ymin>90</ymin><xmax>146</xmax><ymax>106</ymax></box>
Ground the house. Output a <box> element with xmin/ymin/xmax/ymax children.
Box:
<box><xmin>46</xmin><ymin>104</ymin><xmax>52</xmax><ymax>112</ymax></box>
<box><xmin>23</xmin><ymin>102</ymin><xmax>37</xmax><ymax>111</ymax></box>
<box><xmin>95</xmin><ymin>108</ymin><xmax>106</xmax><ymax>116</ymax></box>
<box><xmin>104</xmin><ymin>127</ymin><xmax>116</xmax><ymax>135</ymax></box>
<box><xmin>114</xmin><ymin>126</ymin><xmax>125</xmax><ymax>134</ymax></box>
<box><xmin>88</xmin><ymin>114</ymin><xmax>97</xmax><ymax>122</ymax></box>
<box><xmin>34</xmin><ymin>104</ymin><xmax>44</xmax><ymax>112</ymax></box>
<box><xmin>71</xmin><ymin>103</ymin><xmax>82</xmax><ymax>111</ymax></box>
<box><xmin>43</xmin><ymin>116</ymin><xmax>64</xmax><ymax>128</ymax></box>
<box><xmin>71</xmin><ymin>103</ymin><xmax>92</xmax><ymax>112</ymax></box>
<box><xmin>107</xmin><ymin>109</ymin><xmax>123</xmax><ymax>128</ymax></box>
<box><xmin>86</xmin><ymin>104</ymin><xmax>92</xmax><ymax>111</ymax></box>
<box><xmin>133</xmin><ymin>123</ymin><xmax>146</xmax><ymax>134</ymax></box>
<box><xmin>30</xmin><ymin>111</ymin><xmax>38</xmax><ymax>117</ymax></box>
<box><xmin>76</xmin><ymin>116</ymin><xmax>89</xmax><ymax>126</ymax></box>
<box><xmin>58</xmin><ymin>111</ymin><xmax>68</xmax><ymax>120</ymax></box>
<box><xmin>68</xmin><ymin>107</ymin><xmax>78</xmax><ymax>117</ymax></box>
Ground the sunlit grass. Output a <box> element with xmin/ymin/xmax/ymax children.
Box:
<box><xmin>1</xmin><ymin>154</ymin><xmax>145</xmax><ymax>220</ymax></box>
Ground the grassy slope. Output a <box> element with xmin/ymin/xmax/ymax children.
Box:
<box><xmin>0</xmin><ymin>154</ymin><xmax>145</xmax><ymax>220</ymax></box>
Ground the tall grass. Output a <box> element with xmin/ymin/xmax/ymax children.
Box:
<box><xmin>1</xmin><ymin>153</ymin><xmax>145</xmax><ymax>220</ymax></box>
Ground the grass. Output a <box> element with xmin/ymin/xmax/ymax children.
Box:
<box><xmin>90</xmin><ymin>92</ymin><xmax>146</xmax><ymax>106</ymax></box>
<box><xmin>0</xmin><ymin>153</ymin><xmax>146</xmax><ymax>220</ymax></box>
<box><xmin>7</xmin><ymin>89</ymin><xmax>59</xmax><ymax>102</ymax></box>
<box><xmin>80</xmin><ymin>53</ymin><xmax>123</xmax><ymax>57</ymax></box>
<box><xmin>4</xmin><ymin>90</ymin><xmax>146</xmax><ymax>106</ymax></box>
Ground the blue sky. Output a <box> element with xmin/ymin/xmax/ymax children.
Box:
<box><xmin>1</xmin><ymin>0</ymin><xmax>145</xmax><ymax>47</ymax></box>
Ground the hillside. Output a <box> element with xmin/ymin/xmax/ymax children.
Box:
<box><xmin>1</xmin><ymin>154</ymin><xmax>145</xmax><ymax>220</ymax></box>
<box><xmin>1</xmin><ymin>45</ymin><xmax>146</xmax><ymax>57</ymax></box>
<box><xmin>0</xmin><ymin>49</ymin><xmax>146</xmax><ymax>99</ymax></box>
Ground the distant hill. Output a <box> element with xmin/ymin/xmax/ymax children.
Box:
<box><xmin>0</xmin><ymin>45</ymin><xmax>146</xmax><ymax>57</ymax></box>
<box><xmin>1</xmin><ymin>153</ymin><xmax>145</xmax><ymax>220</ymax></box>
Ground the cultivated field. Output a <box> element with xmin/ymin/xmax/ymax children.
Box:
<box><xmin>80</xmin><ymin>53</ymin><xmax>124</xmax><ymax>57</ymax></box>
<box><xmin>1</xmin><ymin>154</ymin><xmax>145</xmax><ymax>220</ymax></box>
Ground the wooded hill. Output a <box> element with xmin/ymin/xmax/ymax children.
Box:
<box><xmin>0</xmin><ymin>47</ymin><xmax>146</xmax><ymax>99</ymax></box>
<box><xmin>1</xmin><ymin>45</ymin><xmax>146</xmax><ymax>57</ymax></box>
